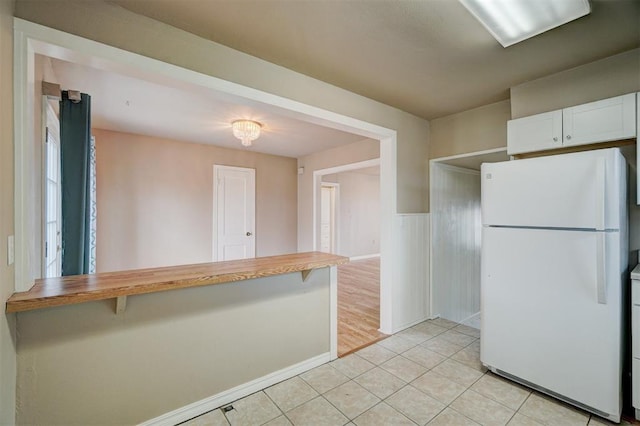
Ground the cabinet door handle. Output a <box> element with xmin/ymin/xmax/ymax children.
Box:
<box><xmin>246</xmin><ymin>232</ymin><xmax>252</xmax><ymax>236</ymax></box>
<box><xmin>553</xmin><ymin>137</ymin><xmax>558</xmax><ymax>142</ymax></box>
<box><xmin>566</xmin><ymin>135</ymin><xmax>572</xmax><ymax>140</ymax></box>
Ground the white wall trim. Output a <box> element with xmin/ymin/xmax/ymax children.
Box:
<box><xmin>389</xmin><ymin>315</ymin><xmax>432</xmax><ymax>334</ymax></box>
<box><xmin>138</xmin><ymin>352</ymin><xmax>331</xmax><ymax>426</ymax></box>
<box><xmin>430</xmin><ymin>147</ymin><xmax>508</xmax><ymax>163</ymax></box>
<box><xmin>329</xmin><ymin>266</ymin><xmax>338</xmax><ymax>359</ymax></box>
<box><xmin>320</xmin><ymin>182</ymin><xmax>340</xmax><ymax>254</ymax></box>
<box><xmin>13</xmin><ymin>23</ymin><xmax>35</xmax><ymax>292</ymax></box>
<box><xmin>431</xmin><ymin>162</ymin><xmax>481</xmax><ymax>175</ymax></box>
<box><xmin>349</xmin><ymin>253</ymin><xmax>380</xmax><ymax>261</ymax></box>
<box><xmin>459</xmin><ymin>311</ymin><xmax>481</xmax><ymax>329</ymax></box>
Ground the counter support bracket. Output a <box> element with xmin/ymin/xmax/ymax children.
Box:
<box><xmin>301</xmin><ymin>269</ymin><xmax>313</xmax><ymax>282</ymax></box>
<box><xmin>115</xmin><ymin>296</ymin><xmax>127</xmax><ymax>314</ymax></box>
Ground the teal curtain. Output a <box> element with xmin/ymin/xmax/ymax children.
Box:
<box><xmin>60</xmin><ymin>91</ymin><xmax>92</xmax><ymax>276</ymax></box>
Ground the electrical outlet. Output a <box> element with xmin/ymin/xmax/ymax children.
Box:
<box><xmin>7</xmin><ymin>235</ymin><xmax>14</xmax><ymax>265</ymax></box>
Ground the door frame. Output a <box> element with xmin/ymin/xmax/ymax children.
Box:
<box><xmin>13</xmin><ymin>18</ymin><xmax>398</xmax><ymax>347</ymax></box>
<box><xmin>428</xmin><ymin>147</ymin><xmax>508</xmax><ymax>323</ymax></box>
<box><xmin>42</xmin><ymin>97</ymin><xmax>62</xmax><ymax>278</ymax></box>
<box><xmin>212</xmin><ymin>165</ymin><xmax>256</xmax><ymax>262</ymax></box>
<box><xmin>314</xmin><ymin>158</ymin><xmax>384</xmax><ymax>337</ymax></box>
<box><xmin>319</xmin><ymin>182</ymin><xmax>340</xmax><ymax>254</ymax></box>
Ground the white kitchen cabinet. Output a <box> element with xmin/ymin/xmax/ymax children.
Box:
<box><xmin>507</xmin><ymin>110</ymin><xmax>562</xmax><ymax>155</ymax></box>
<box><xmin>563</xmin><ymin>93</ymin><xmax>636</xmax><ymax>147</ymax></box>
<box><xmin>508</xmin><ymin>93</ymin><xmax>637</xmax><ymax>155</ymax></box>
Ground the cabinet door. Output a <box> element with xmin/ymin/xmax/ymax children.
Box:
<box><xmin>563</xmin><ymin>93</ymin><xmax>636</xmax><ymax>147</ymax></box>
<box><xmin>507</xmin><ymin>110</ymin><xmax>562</xmax><ymax>155</ymax></box>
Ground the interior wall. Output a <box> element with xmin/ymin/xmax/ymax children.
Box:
<box><xmin>0</xmin><ymin>0</ymin><xmax>16</xmax><ymax>423</ymax></box>
<box><xmin>429</xmin><ymin>100</ymin><xmax>511</xmax><ymax>159</ymax></box>
<box><xmin>323</xmin><ymin>170</ymin><xmax>380</xmax><ymax>258</ymax></box>
<box><xmin>510</xmin><ymin>48</ymin><xmax>640</xmax><ymax>119</ymax></box>
<box><xmin>430</xmin><ymin>164</ymin><xmax>481</xmax><ymax>324</ymax></box>
<box><xmin>16</xmin><ymin>269</ymin><xmax>330</xmax><ymax>425</ymax></box>
<box><xmin>14</xmin><ymin>0</ymin><xmax>431</xmax><ymax>213</ymax></box>
<box><xmin>94</xmin><ymin>129</ymin><xmax>297</xmax><ymax>272</ymax></box>
<box><xmin>297</xmin><ymin>139</ymin><xmax>379</xmax><ymax>251</ymax></box>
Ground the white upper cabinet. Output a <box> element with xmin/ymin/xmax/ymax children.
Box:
<box><xmin>563</xmin><ymin>93</ymin><xmax>636</xmax><ymax>147</ymax></box>
<box><xmin>508</xmin><ymin>93</ymin><xmax>637</xmax><ymax>155</ymax></box>
<box><xmin>507</xmin><ymin>110</ymin><xmax>562</xmax><ymax>155</ymax></box>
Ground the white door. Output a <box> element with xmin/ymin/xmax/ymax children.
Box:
<box><xmin>214</xmin><ymin>165</ymin><xmax>256</xmax><ymax>261</ymax></box>
<box><xmin>481</xmin><ymin>226</ymin><xmax>622</xmax><ymax>418</ymax></box>
<box><xmin>320</xmin><ymin>184</ymin><xmax>338</xmax><ymax>253</ymax></box>
<box><xmin>44</xmin><ymin>101</ymin><xmax>62</xmax><ymax>278</ymax></box>
<box><xmin>481</xmin><ymin>148</ymin><xmax>624</xmax><ymax>230</ymax></box>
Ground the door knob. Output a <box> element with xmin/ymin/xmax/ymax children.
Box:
<box><xmin>246</xmin><ymin>232</ymin><xmax>252</xmax><ymax>236</ymax></box>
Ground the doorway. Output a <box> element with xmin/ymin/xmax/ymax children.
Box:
<box><xmin>320</xmin><ymin>183</ymin><xmax>339</xmax><ymax>254</ymax></box>
<box><xmin>429</xmin><ymin>148</ymin><xmax>508</xmax><ymax>327</ymax></box>
<box><xmin>15</xmin><ymin>20</ymin><xmax>400</xmax><ymax>360</ymax></box>
<box><xmin>42</xmin><ymin>98</ymin><xmax>62</xmax><ymax>278</ymax></box>
<box><xmin>314</xmin><ymin>158</ymin><xmax>385</xmax><ymax>356</ymax></box>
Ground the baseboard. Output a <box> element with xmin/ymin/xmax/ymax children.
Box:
<box><xmin>139</xmin><ymin>352</ymin><xmax>332</xmax><ymax>426</ymax></box>
<box><xmin>349</xmin><ymin>253</ymin><xmax>380</xmax><ymax>261</ymax></box>
<box><xmin>387</xmin><ymin>314</ymin><xmax>431</xmax><ymax>335</ymax></box>
<box><xmin>459</xmin><ymin>312</ymin><xmax>481</xmax><ymax>329</ymax></box>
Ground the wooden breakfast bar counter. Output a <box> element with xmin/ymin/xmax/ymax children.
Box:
<box><xmin>6</xmin><ymin>251</ymin><xmax>348</xmax><ymax>313</ymax></box>
<box><xmin>10</xmin><ymin>251</ymin><xmax>349</xmax><ymax>425</ymax></box>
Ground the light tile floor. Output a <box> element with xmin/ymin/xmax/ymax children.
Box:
<box><xmin>180</xmin><ymin>318</ymin><xmax>635</xmax><ymax>426</ymax></box>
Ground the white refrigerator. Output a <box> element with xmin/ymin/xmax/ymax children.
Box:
<box><xmin>481</xmin><ymin>148</ymin><xmax>628</xmax><ymax>422</ymax></box>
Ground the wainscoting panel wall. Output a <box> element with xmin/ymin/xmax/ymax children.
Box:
<box><xmin>393</xmin><ymin>213</ymin><xmax>430</xmax><ymax>332</ymax></box>
<box><xmin>430</xmin><ymin>164</ymin><xmax>481</xmax><ymax>324</ymax></box>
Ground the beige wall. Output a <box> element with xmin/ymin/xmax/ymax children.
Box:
<box><xmin>323</xmin><ymin>170</ymin><xmax>380</xmax><ymax>257</ymax></box>
<box><xmin>0</xmin><ymin>0</ymin><xmax>16</xmax><ymax>424</ymax></box>
<box><xmin>297</xmin><ymin>139</ymin><xmax>379</xmax><ymax>251</ymax></box>
<box><xmin>94</xmin><ymin>129</ymin><xmax>297</xmax><ymax>272</ymax></box>
<box><xmin>14</xmin><ymin>0</ymin><xmax>431</xmax><ymax>214</ymax></box>
<box><xmin>429</xmin><ymin>100</ymin><xmax>511</xmax><ymax>159</ymax></box>
<box><xmin>511</xmin><ymin>48</ymin><xmax>640</xmax><ymax>119</ymax></box>
<box><xmin>429</xmin><ymin>48</ymin><xmax>640</xmax><ymax>160</ymax></box>
<box><xmin>16</xmin><ymin>269</ymin><xmax>330</xmax><ymax>425</ymax></box>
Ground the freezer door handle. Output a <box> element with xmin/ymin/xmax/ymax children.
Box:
<box><xmin>596</xmin><ymin>232</ymin><xmax>607</xmax><ymax>304</ymax></box>
<box><xmin>595</xmin><ymin>157</ymin><xmax>606</xmax><ymax>231</ymax></box>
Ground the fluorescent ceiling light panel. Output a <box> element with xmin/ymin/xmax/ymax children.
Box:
<box><xmin>459</xmin><ymin>0</ymin><xmax>591</xmax><ymax>47</ymax></box>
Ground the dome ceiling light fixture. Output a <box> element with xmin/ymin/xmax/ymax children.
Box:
<box><xmin>232</xmin><ymin>119</ymin><xmax>262</xmax><ymax>147</ymax></box>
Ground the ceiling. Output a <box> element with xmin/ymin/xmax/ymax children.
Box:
<box><xmin>48</xmin><ymin>57</ymin><xmax>367</xmax><ymax>158</ymax></box>
<box><xmin>107</xmin><ymin>0</ymin><xmax>640</xmax><ymax>120</ymax></box>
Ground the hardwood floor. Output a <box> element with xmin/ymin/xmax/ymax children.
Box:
<box><xmin>337</xmin><ymin>257</ymin><xmax>388</xmax><ymax>357</ymax></box>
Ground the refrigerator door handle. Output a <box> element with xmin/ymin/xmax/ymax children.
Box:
<box><xmin>596</xmin><ymin>232</ymin><xmax>607</xmax><ymax>304</ymax></box>
<box><xmin>595</xmin><ymin>157</ymin><xmax>606</xmax><ymax>231</ymax></box>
